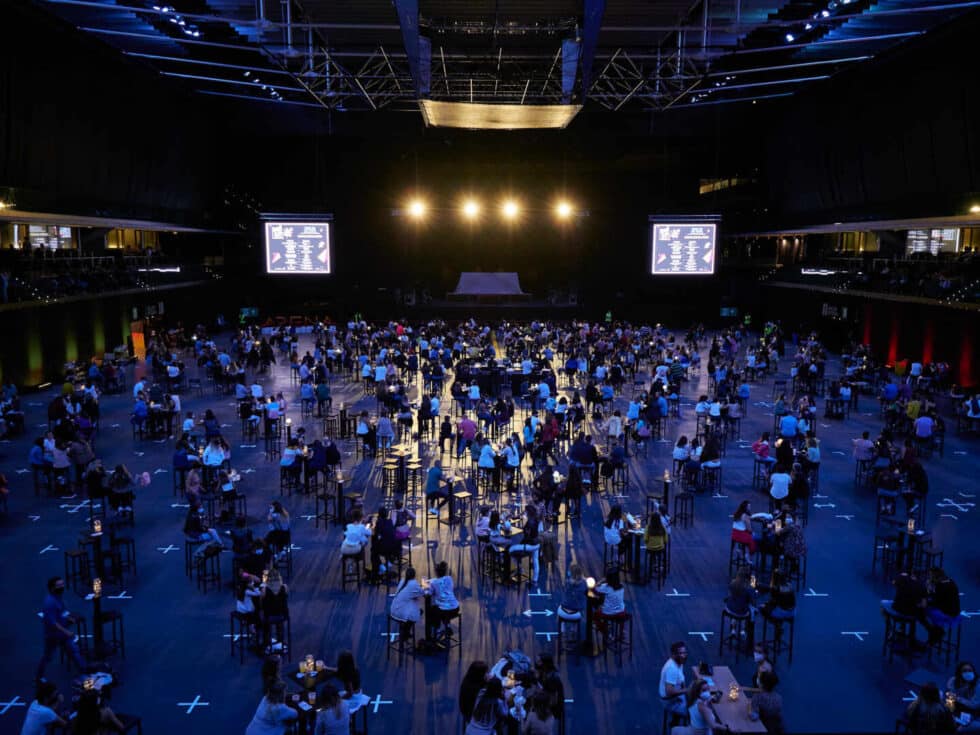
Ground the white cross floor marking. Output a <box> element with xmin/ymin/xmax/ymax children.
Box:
<box><xmin>29</xmin><ymin>515</ymin><xmax>40</xmax><ymax>522</ymax></box>
<box><xmin>535</xmin><ymin>631</ymin><xmax>559</xmax><ymax>642</ymax></box>
<box><xmin>300</xmin><ymin>515</ymin><xmax>315</xmax><ymax>521</ymax></box>
<box><xmin>154</xmin><ymin>469</ymin><xmax>168</xmax><ymax>475</ymax></box>
<box><xmin>959</xmin><ymin>610</ymin><xmax>980</xmax><ymax>618</ymax></box>
<box><xmin>157</xmin><ymin>545</ymin><xmax>179</xmax><ymax>554</ymax></box>
<box><xmin>813</xmin><ymin>503</ymin><xmax>836</xmax><ymax>509</ymax></box>
<box><xmin>369</xmin><ymin>695</ymin><xmax>393</xmax><ymax>713</ymax></box>
<box><xmin>171</xmin><ymin>503</ymin><xmax>190</xmax><ymax>509</ymax></box>
<box><xmin>666</xmin><ymin>588</ymin><xmax>690</xmax><ymax>597</ymax></box>
<box><xmin>381</xmin><ymin>632</ymin><xmax>398</xmax><ymax>642</ymax></box>
<box><xmin>528</xmin><ymin>589</ymin><xmax>551</xmax><ymax>598</ymax></box>
<box><xmin>902</xmin><ymin>690</ymin><xmax>918</xmax><ymax>702</ymax></box>
<box><xmin>107</xmin><ymin>591</ymin><xmax>133</xmax><ymax>600</ymax></box>
<box><xmin>523</xmin><ymin>609</ymin><xmax>554</xmax><ymax>618</ymax></box>
<box><xmin>841</xmin><ymin>631</ymin><xmax>869</xmax><ymax>641</ymax></box>
<box><xmin>177</xmin><ymin>696</ymin><xmax>209</xmax><ymax>714</ymax></box>
<box><xmin>835</xmin><ymin>515</ymin><xmax>855</xmax><ymax>521</ymax></box>
<box><xmin>15</xmin><ymin>469</ymin><xmax>29</xmax><ymax>475</ymax></box>
<box><xmin>937</xmin><ymin>498</ymin><xmax>974</xmax><ymax>513</ymax></box>
<box><xmin>39</xmin><ymin>545</ymin><xmax>59</xmax><ymax>555</ymax></box>
<box><xmin>804</xmin><ymin>588</ymin><xmax>829</xmax><ymax>597</ymax></box>
<box><xmin>224</xmin><ymin>633</ymin><xmax>243</xmax><ymax>642</ymax></box>
<box><xmin>688</xmin><ymin>631</ymin><xmax>713</xmax><ymax>642</ymax></box>
<box><xmin>941</xmin><ymin>514</ymin><xmax>959</xmax><ymax>520</ymax></box>
<box><xmin>0</xmin><ymin>696</ymin><xmax>26</xmax><ymax>715</ymax></box>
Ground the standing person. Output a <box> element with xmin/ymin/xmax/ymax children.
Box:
<box><xmin>35</xmin><ymin>577</ymin><xmax>86</xmax><ymax>681</ymax></box>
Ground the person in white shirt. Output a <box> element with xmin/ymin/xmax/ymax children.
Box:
<box><xmin>606</xmin><ymin>411</ymin><xmax>623</xmax><ymax>443</ymax></box>
<box><xmin>659</xmin><ymin>642</ymin><xmax>689</xmax><ymax>717</ymax></box>
<box><xmin>202</xmin><ymin>438</ymin><xmax>226</xmax><ymax>467</ymax></box>
<box><xmin>340</xmin><ymin>509</ymin><xmax>372</xmax><ymax>560</ymax></box>
<box><xmin>467</xmin><ymin>383</ymin><xmax>481</xmax><ymax>409</ymax></box>
<box><xmin>182</xmin><ymin>412</ymin><xmax>195</xmax><ymax>434</ymax></box>
<box><xmin>425</xmin><ymin>561</ymin><xmax>460</xmax><ymax>641</ymax></box>
<box><xmin>390</xmin><ymin>567</ymin><xmax>424</xmax><ymax>637</ymax></box>
<box><xmin>769</xmin><ymin>465</ymin><xmax>791</xmax><ymax>501</ymax></box>
<box><xmin>250</xmin><ymin>382</ymin><xmax>263</xmax><ymax>400</ymax></box>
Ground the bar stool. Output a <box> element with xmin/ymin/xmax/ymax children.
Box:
<box><xmin>315</xmin><ymin>490</ymin><xmax>338</xmax><ymax>529</ymax></box>
<box><xmin>644</xmin><ymin>546</ymin><xmax>668</xmax><ymax>590</ymax></box>
<box><xmin>556</xmin><ymin>613</ymin><xmax>583</xmax><ymax>663</ymax></box>
<box><xmin>111</xmin><ymin>536</ymin><xmax>138</xmax><ymax>580</ymax></box>
<box><xmin>386</xmin><ymin>614</ymin><xmax>416</xmax><ymax>661</ymax></box>
<box><xmin>599</xmin><ymin>614</ymin><xmax>633</xmax><ymax>665</ymax></box>
<box><xmin>928</xmin><ymin>615</ymin><xmax>963</xmax><ymax>665</ymax></box>
<box><xmin>700</xmin><ymin>465</ymin><xmax>722</xmax><ymax>494</ymax></box>
<box><xmin>719</xmin><ymin>608</ymin><xmax>755</xmax><ymax>662</ymax></box>
<box><xmin>173</xmin><ymin>467</ymin><xmax>187</xmax><ymax>497</ymax></box>
<box><xmin>230</xmin><ymin>610</ymin><xmax>253</xmax><ymax>664</ymax></box>
<box><xmin>342</xmin><ymin>492</ymin><xmax>363</xmax><ymax>520</ymax></box>
<box><xmin>64</xmin><ymin>549</ymin><xmax>90</xmax><ymax>594</ymax></box>
<box><xmin>780</xmin><ymin>553</ymin><xmax>807</xmax><ymax>590</ymax></box>
<box><xmin>673</xmin><ymin>491</ymin><xmax>694</xmax><ymax>528</ymax></box>
<box><xmin>881</xmin><ymin>601</ymin><xmax>917</xmax><ymax>662</ymax></box>
<box><xmin>341</xmin><ymin>550</ymin><xmax>365</xmax><ymax>591</ymax></box>
<box><xmin>279</xmin><ymin>466</ymin><xmax>301</xmax><ymax>496</ymax></box>
<box><xmin>728</xmin><ymin>539</ymin><xmax>752</xmax><ymax>578</ymax></box>
<box><xmin>196</xmin><ymin>549</ymin><xmax>222</xmax><ymax>592</ymax></box>
<box><xmin>761</xmin><ymin>611</ymin><xmax>795</xmax><ymax>664</ymax></box>
<box><xmin>97</xmin><ymin>609</ymin><xmax>126</xmax><ymax>659</ymax></box>
<box><xmin>602</xmin><ymin>544</ymin><xmax>625</xmax><ymax>573</ymax></box>
<box><xmin>752</xmin><ymin>458</ymin><xmax>769</xmax><ymax>491</ymax></box>
<box><xmin>184</xmin><ymin>537</ymin><xmax>205</xmax><ymax>577</ymax></box>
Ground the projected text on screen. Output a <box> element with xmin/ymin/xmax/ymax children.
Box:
<box><xmin>651</xmin><ymin>223</ymin><xmax>716</xmax><ymax>275</ymax></box>
<box><xmin>265</xmin><ymin>222</ymin><xmax>331</xmax><ymax>274</ymax></box>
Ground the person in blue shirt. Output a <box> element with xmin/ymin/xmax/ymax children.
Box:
<box><xmin>35</xmin><ymin>577</ymin><xmax>86</xmax><ymax>680</ymax></box>
<box><xmin>778</xmin><ymin>413</ymin><xmax>798</xmax><ymax>440</ymax></box>
<box><xmin>426</xmin><ymin>459</ymin><xmax>450</xmax><ymax>515</ymax></box>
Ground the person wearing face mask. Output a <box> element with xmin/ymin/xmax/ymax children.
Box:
<box><xmin>751</xmin><ymin>642</ymin><xmax>774</xmax><ymax>688</ymax></box>
<box><xmin>686</xmin><ymin>679</ymin><xmax>731</xmax><ymax>734</ymax></box>
<box><xmin>35</xmin><ymin>577</ymin><xmax>87</xmax><ymax>681</ymax></box>
<box><xmin>946</xmin><ymin>661</ymin><xmax>980</xmax><ymax>730</ymax></box>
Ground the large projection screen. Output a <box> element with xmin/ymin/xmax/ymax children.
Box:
<box><xmin>650</xmin><ymin>222</ymin><xmax>717</xmax><ymax>275</ymax></box>
<box><xmin>264</xmin><ymin>221</ymin><xmax>331</xmax><ymax>274</ymax></box>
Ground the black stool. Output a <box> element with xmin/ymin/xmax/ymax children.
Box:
<box><xmin>599</xmin><ymin>614</ymin><xmax>633</xmax><ymax>665</ymax></box>
<box><xmin>64</xmin><ymin>549</ymin><xmax>90</xmax><ymax>593</ymax></box>
<box><xmin>111</xmin><ymin>537</ymin><xmax>137</xmax><ymax>579</ymax></box>
<box><xmin>341</xmin><ymin>551</ymin><xmax>365</xmax><ymax>591</ymax></box>
<box><xmin>644</xmin><ymin>546</ymin><xmax>668</xmax><ymax>589</ymax></box>
<box><xmin>602</xmin><ymin>544</ymin><xmax>625</xmax><ymax>573</ymax></box>
<box><xmin>98</xmin><ymin>609</ymin><xmax>126</xmax><ymax>659</ymax></box>
<box><xmin>195</xmin><ymin>548</ymin><xmax>222</xmax><ymax>592</ymax></box>
<box><xmin>556</xmin><ymin>614</ymin><xmax>582</xmax><ymax>663</ymax></box>
<box><xmin>881</xmin><ymin>601</ymin><xmax>917</xmax><ymax>663</ymax></box>
<box><xmin>701</xmin><ymin>465</ymin><xmax>722</xmax><ymax>494</ymax></box>
<box><xmin>761</xmin><ymin>612</ymin><xmax>795</xmax><ymax>664</ymax></box>
<box><xmin>387</xmin><ymin>614</ymin><xmax>416</xmax><ymax>660</ymax></box>
<box><xmin>752</xmin><ymin>459</ymin><xmax>769</xmax><ymax>490</ymax></box>
<box><xmin>928</xmin><ymin>616</ymin><xmax>963</xmax><ymax>665</ymax></box>
<box><xmin>184</xmin><ymin>538</ymin><xmax>205</xmax><ymax>578</ymax></box>
<box><xmin>719</xmin><ymin>609</ymin><xmax>755</xmax><ymax>662</ymax></box>
<box><xmin>230</xmin><ymin>610</ymin><xmax>253</xmax><ymax>664</ymax></box>
<box><xmin>315</xmin><ymin>491</ymin><xmax>338</xmax><ymax>529</ymax></box>
<box><xmin>673</xmin><ymin>492</ymin><xmax>694</xmax><ymax>528</ymax></box>
<box><xmin>728</xmin><ymin>539</ymin><xmax>752</xmax><ymax>578</ymax></box>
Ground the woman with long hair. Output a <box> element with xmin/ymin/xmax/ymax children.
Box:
<box><xmin>314</xmin><ymin>684</ymin><xmax>350</xmax><ymax>735</ymax></box>
<box><xmin>464</xmin><ymin>678</ymin><xmax>507</xmax><ymax>735</ymax></box>
<box><xmin>458</xmin><ymin>660</ymin><xmax>490</xmax><ymax>726</ymax></box>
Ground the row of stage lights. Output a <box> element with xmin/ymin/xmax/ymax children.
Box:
<box><xmin>396</xmin><ymin>197</ymin><xmax>583</xmax><ymax>222</ymax></box>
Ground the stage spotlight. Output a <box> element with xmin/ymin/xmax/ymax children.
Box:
<box><xmin>971</xmin><ymin>204</ymin><xmax>980</xmax><ymax>214</ymax></box>
<box><xmin>407</xmin><ymin>199</ymin><xmax>427</xmax><ymax>219</ymax></box>
<box><xmin>501</xmin><ymin>199</ymin><xmax>520</xmax><ymax>220</ymax></box>
<box><xmin>462</xmin><ymin>199</ymin><xmax>481</xmax><ymax>219</ymax></box>
<box><xmin>555</xmin><ymin>200</ymin><xmax>573</xmax><ymax>219</ymax></box>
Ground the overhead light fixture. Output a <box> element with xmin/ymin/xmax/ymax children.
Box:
<box><xmin>785</xmin><ymin>33</ymin><xmax>795</xmax><ymax>42</ymax></box>
<box><xmin>804</xmin><ymin>22</ymin><xmax>813</xmax><ymax>30</ymax></box>
<box><xmin>501</xmin><ymin>199</ymin><xmax>520</xmax><ymax>220</ymax></box>
<box><xmin>461</xmin><ymin>199</ymin><xmax>481</xmax><ymax>220</ymax></box>
<box><xmin>407</xmin><ymin>199</ymin><xmax>427</xmax><ymax>219</ymax></box>
<box><xmin>555</xmin><ymin>200</ymin><xmax>573</xmax><ymax>219</ymax></box>
<box><xmin>821</xmin><ymin>9</ymin><xmax>830</xmax><ymax>16</ymax></box>
<box><xmin>243</xmin><ymin>71</ymin><xmax>250</xmax><ymax>77</ymax></box>
<box><xmin>970</xmin><ymin>205</ymin><xmax>980</xmax><ymax>214</ymax></box>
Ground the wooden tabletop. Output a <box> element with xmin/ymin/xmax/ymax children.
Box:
<box><xmin>707</xmin><ymin>666</ymin><xmax>767</xmax><ymax>733</ymax></box>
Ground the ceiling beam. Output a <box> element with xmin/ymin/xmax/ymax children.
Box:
<box><xmin>579</xmin><ymin>0</ymin><xmax>607</xmax><ymax>96</ymax></box>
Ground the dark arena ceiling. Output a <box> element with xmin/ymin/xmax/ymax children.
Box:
<box><xmin>33</xmin><ymin>0</ymin><xmax>980</xmax><ymax>121</ymax></box>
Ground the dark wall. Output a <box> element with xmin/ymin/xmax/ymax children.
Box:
<box><xmin>764</xmin><ymin>11</ymin><xmax>980</xmax><ymax>224</ymax></box>
<box><xmin>0</xmin><ymin>1</ymin><xmax>219</xmax><ymax>225</ymax></box>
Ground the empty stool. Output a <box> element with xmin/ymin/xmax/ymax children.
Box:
<box><xmin>599</xmin><ymin>613</ymin><xmax>633</xmax><ymax>665</ymax></box>
<box><xmin>719</xmin><ymin>608</ymin><xmax>755</xmax><ymax>662</ymax></box>
<box><xmin>111</xmin><ymin>537</ymin><xmax>137</xmax><ymax>579</ymax></box>
<box><xmin>64</xmin><ymin>549</ymin><xmax>90</xmax><ymax>593</ymax></box>
<box><xmin>97</xmin><ymin>609</ymin><xmax>126</xmax><ymax>659</ymax></box>
<box><xmin>341</xmin><ymin>551</ymin><xmax>365</xmax><ymax>591</ymax></box>
<box><xmin>673</xmin><ymin>492</ymin><xmax>694</xmax><ymax>528</ymax></box>
<box><xmin>279</xmin><ymin>466</ymin><xmax>301</xmax><ymax>496</ymax></box>
<box><xmin>230</xmin><ymin>610</ymin><xmax>254</xmax><ymax>664</ymax></box>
